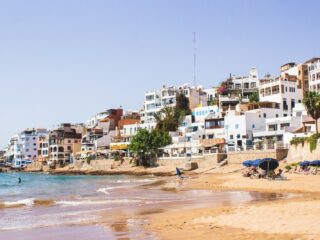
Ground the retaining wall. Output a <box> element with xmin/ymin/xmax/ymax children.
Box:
<box><xmin>286</xmin><ymin>142</ymin><xmax>320</xmax><ymax>163</ymax></box>
<box><xmin>227</xmin><ymin>149</ymin><xmax>288</xmax><ymax>164</ymax></box>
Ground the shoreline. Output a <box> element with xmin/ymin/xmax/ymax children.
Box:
<box><xmin>142</xmin><ymin>165</ymin><xmax>320</xmax><ymax>240</ymax></box>
<box><xmin>4</xmin><ymin>163</ymin><xmax>320</xmax><ymax>239</ymax></box>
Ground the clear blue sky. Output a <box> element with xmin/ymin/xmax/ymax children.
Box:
<box><xmin>1</xmin><ymin>0</ymin><xmax>320</xmax><ymax>147</ymax></box>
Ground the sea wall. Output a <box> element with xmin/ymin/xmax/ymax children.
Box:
<box><xmin>157</xmin><ymin>153</ymin><xmax>227</xmax><ymax>169</ymax></box>
<box><xmin>286</xmin><ymin>142</ymin><xmax>320</xmax><ymax>163</ymax></box>
<box><xmin>227</xmin><ymin>149</ymin><xmax>288</xmax><ymax>164</ymax></box>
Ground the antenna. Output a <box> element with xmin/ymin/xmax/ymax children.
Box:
<box><xmin>193</xmin><ymin>32</ymin><xmax>197</xmax><ymax>88</ymax></box>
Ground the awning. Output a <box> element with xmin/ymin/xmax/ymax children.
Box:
<box><xmin>110</xmin><ymin>144</ymin><xmax>129</xmax><ymax>150</ymax></box>
<box><xmin>201</xmin><ymin>138</ymin><xmax>226</xmax><ymax>147</ymax></box>
<box><xmin>75</xmin><ymin>150</ymin><xmax>93</xmax><ymax>156</ymax></box>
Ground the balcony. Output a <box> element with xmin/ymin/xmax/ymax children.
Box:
<box><xmin>205</xmin><ymin>125</ymin><xmax>224</xmax><ymax>130</ymax></box>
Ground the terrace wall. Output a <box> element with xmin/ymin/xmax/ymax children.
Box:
<box><xmin>286</xmin><ymin>142</ymin><xmax>320</xmax><ymax>163</ymax></box>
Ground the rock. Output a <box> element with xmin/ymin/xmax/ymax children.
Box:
<box><xmin>184</xmin><ymin>161</ymin><xmax>198</xmax><ymax>171</ymax></box>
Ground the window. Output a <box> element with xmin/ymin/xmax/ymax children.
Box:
<box><xmin>74</xmin><ymin>140</ymin><xmax>78</xmax><ymax>143</ymax></box>
<box><xmin>68</xmin><ymin>140</ymin><xmax>71</xmax><ymax>143</ymax></box>
<box><xmin>263</xmin><ymin>113</ymin><xmax>266</xmax><ymax>118</ymax></box>
<box><xmin>230</xmin><ymin>135</ymin><xmax>234</xmax><ymax>140</ymax></box>
<box><xmin>252</xmin><ymin>124</ymin><xmax>255</xmax><ymax>129</ymax></box>
<box><xmin>283</xmin><ymin>98</ymin><xmax>288</xmax><ymax>110</ymax></box>
<box><xmin>235</xmin><ymin>124</ymin><xmax>239</xmax><ymax>129</ymax></box>
<box><xmin>291</xmin><ymin>99</ymin><xmax>295</xmax><ymax>110</ymax></box>
<box><xmin>276</xmin><ymin>114</ymin><xmax>279</xmax><ymax>118</ymax></box>
<box><xmin>237</xmin><ymin>134</ymin><xmax>241</xmax><ymax>139</ymax></box>
<box><xmin>67</xmin><ymin>146</ymin><xmax>71</xmax><ymax>151</ymax></box>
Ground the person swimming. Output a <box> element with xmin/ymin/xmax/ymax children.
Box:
<box><xmin>18</xmin><ymin>177</ymin><xmax>21</xmax><ymax>183</ymax></box>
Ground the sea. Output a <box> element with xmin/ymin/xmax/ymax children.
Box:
<box><xmin>0</xmin><ymin>172</ymin><xmax>291</xmax><ymax>240</ymax></box>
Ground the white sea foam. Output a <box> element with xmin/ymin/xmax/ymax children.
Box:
<box><xmin>0</xmin><ymin>210</ymin><xmax>100</xmax><ymax>230</ymax></box>
<box><xmin>56</xmin><ymin>199</ymin><xmax>141</xmax><ymax>206</ymax></box>
<box><xmin>115</xmin><ymin>179</ymin><xmax>155</xmax><ymax>183</ymax></box>
<box><xmin>97</xmin><ymin>186</ymin><xmax>129</xmax><ymax>195</ymax></box>
<box><xmin>3</xmin><ymin>198</ymin><xmax>35</xmax><ymax>207</ymax></box>
<box><xmin>97</xmin><ymin>188</ymin><xmax>110</xmax><ymax>195</ymax></box>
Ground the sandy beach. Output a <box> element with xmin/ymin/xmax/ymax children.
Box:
<box><xmin>6</xmin><ymin>162</ymin><xmax>320</xmax><ymax>239</ymax></box>
<box><xmin>144</xmin><ymin>165</ymin><xmax>320</xmax><ymax>240</ymax></box>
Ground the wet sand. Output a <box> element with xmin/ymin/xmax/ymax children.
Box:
<box><xmin>2</xmin><ymin>167</ymin><xmax>320</xmax><ymax>239</ymax></box>
<box><xmin>144</xmin><ymin>166</ymin><xmax>320</xmax><ymax>240</ymax></box>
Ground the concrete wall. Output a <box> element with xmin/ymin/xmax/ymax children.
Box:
<box><xmin>227</xmin><ymin>150</ymin><xmax>278</xmax><ymax>164</ymax></box>
<box><xmin>157</xmin><ymin>153</ymin><xmax>227</xmax><ymax>169</ymax></box>
<box><xmin>88</xmin><ymin>160</ymin><xmax>113</xmax><ymax>170</ymax></box>
<box><xmin>286</xmin><ymin>142</ymin><xmax>320</xmax><ymax>163</ymax></box>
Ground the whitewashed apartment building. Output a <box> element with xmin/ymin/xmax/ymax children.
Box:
<box><xmin>259</xmin><ymin>75</ymin><xmax>303</xmax><ymax>116</ymax></box>
<box><xmin>306</xmin><ymin>57</ymin><xmax>320</xmax><ymax>92</ymax></box>
<box><xmin>140</xmin><ymin>84</ymin><xmax>208</xmax><ymax>123</ymax></box>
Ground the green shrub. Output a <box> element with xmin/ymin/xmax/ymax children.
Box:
<box><xmin>290</xmin><ymin>134</ymin><xmax>320</xmax><ymax>153</ymax></box>
<box><xmin>285</xmin><ymin>165</ymin><xmax>292</xmax><ymax>171</ymax></box>
<box><xmin>290</xmin><ymin>137</ymin><xmax>305</xmax><ymax>147</ymax></box>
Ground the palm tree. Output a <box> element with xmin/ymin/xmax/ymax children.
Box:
<box><xmin>303</xmin><ymin>91</ymin><xmax>320</xmax><ymax>134</ymax></box>
<box><xmin>154</xmin><ymin>106</ymin><xmax>180</xmax><ymax>132</ymax></box>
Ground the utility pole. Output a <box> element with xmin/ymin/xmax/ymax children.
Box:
<box><xmin>193</xmin><ymin>32</ymin><xmax>201</xmax><ymax>106</ymax></box>
<box><xmin>193</xmin><ymin>32</ymin><xmax>197</xmax><ymax>88</ymax></box>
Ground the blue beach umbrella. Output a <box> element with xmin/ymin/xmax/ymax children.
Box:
<box><xmin>310</xmin><ymin>160</ymin><xmax>320</xmax><ymax>166</ymax></box>
<box><xmin>259</xmin><ymin>158</ymin><xmax>279</xmax><ymax>171</ymax></box>
<box><xmin>300</xmin><ymin>161</ymin><xmax>310</xmax><ymax>167</ymax></box>
<box><xmin>252</xmin><ymin>159</ymin><xmax>262</xmax><ymax>167</ymax></box>
<box><xmin>243</xmin><ymin>160</ymin><xmax>253</xmax><ymax>167</ymax></box>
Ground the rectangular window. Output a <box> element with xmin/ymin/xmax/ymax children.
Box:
<box><xmin>235</xmin><ymin>124</ymin><xmax>239</xmax><ymax>129</ymax></box>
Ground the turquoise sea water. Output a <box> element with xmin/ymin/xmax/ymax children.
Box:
<box><xmin>0</xmin><ymin>172</ymin><xmax>292</xmax><ymax>240</ymax></box>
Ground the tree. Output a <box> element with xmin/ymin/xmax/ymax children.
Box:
<box><xmin>249</xmin><ymin>92</ymin><xmax>260</xmax><ymax>103</ymax></box>
<box><xmin>176</xmin><ymin>92</ymin><xmax>191</xmax><ymax>115</ymax></box>
<box><xmin>154</xmin><ymin>106</ymin><xmax>180</xmax><ymax>132</ymax></box>
<box><xmin>303</xmin><ymin>91</ymin><xmax>320</xmax><ymax>134</ymax></box>
<box><xmin>129</xmin><ymin>128</ymin><xmax>172</xmax><ymax>166</ymax></box>
<box><xmin>208</xmin><ymin>98</ymin><xmax>218</xmax><ymax>106</ymax></box>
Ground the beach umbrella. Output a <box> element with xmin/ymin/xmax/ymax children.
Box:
<box><xmin>310</xmin><ymin>160</ymin><xmax>320</xmax><ymax>166</ymax></box>
<box><xmin>252</xmin><ymin>159</ymin><xmax>262</xmax><ymax>167</ymax></box>
<box><xmin>300</xmin><ymin>161</ymin><xmax>310</xmax><ymax>167</ymax></box>
<box><xmin>242</xmin><ymin>160</ymin><xmax>253</xmax><ymax>167</ymax></box>
<box><xmin>259</xmin><ymin>158</ymin><xmax>279</xmax><ymax>171</ymax></box>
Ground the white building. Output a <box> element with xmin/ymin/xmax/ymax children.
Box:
<box><xmin>219</xmin><ymin>68</ymin><xmax>259</xmax><ymax>112</ymax></box>
<box><xmin>252</xmin><ymin>103</ymin><xmax>311</xmax><ymax>145</ymax></box>
<box><xmin>192</xmin><ymin>105</ymin><xmax>220</xmax><ymax>123</ymax></box>
<box><xmin>259</xmin><ymin>76</ymin><xmax>303</xmax><ymax>116</ymax></box>
<box><xmin>229</xmin><ymin>67</ymin><xmax>259</xmax><ymax>94</ymax></box>
<box><xmin>140</xmin><ymin>84</ymin><xmax>208</xmax><ymax>123</ymax></box>
<box><xmin>203</xmin><ymin>88</ymin><xmax>217</xmax><ymax>105</ymax></box>
<box><xmin>5</xmin><ymin>129</ymin><xmax>49</xmax><ymax>161</ymax></box>
<box><xmin>306</xmin><ymin>57</ymin><xmax>320</xmax><ymax>92</ymax></box>
<box><xmin>224</xmin><ymin>110</ymin><xmax>265</xmax><ymax>150</ymax></box>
